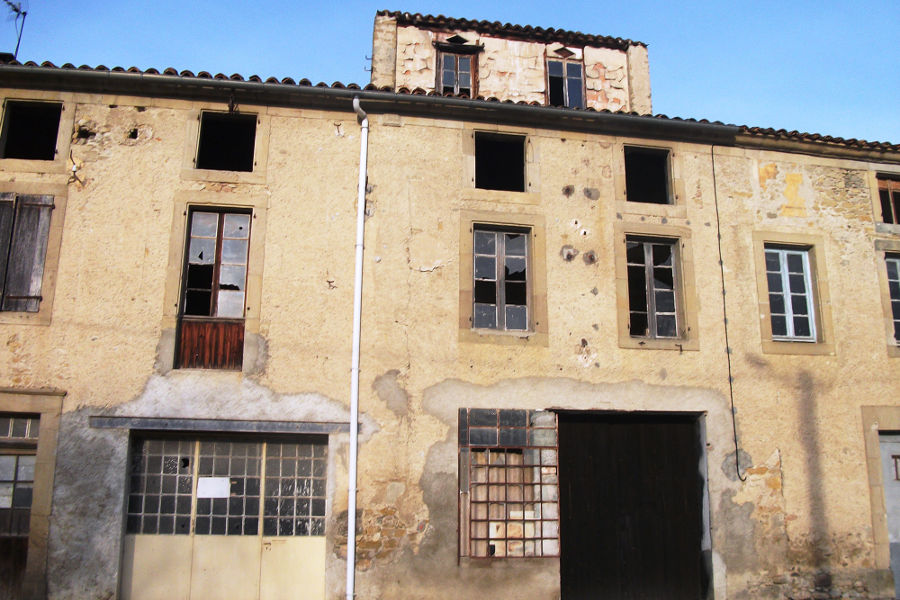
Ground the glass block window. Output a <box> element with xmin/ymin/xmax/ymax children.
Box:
<box><xmin>459</xmin><ymin>409</ymin><xmax>559</xmax><ymax>558</ymax></box>
<box><xmin>263</xmin><ymin>441</ymin><xmax>327</xmax><ymax>536</ymax></box>
<box><xmin>126</xmin><ymin>436</ymin><xmax>327</xmax><ymax>537</ymax></box>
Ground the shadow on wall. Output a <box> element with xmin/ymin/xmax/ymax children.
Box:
<box><xmin>798</xmin><ymin>369</ymin><xmax>833</xmax><ymax>592</ymax></box>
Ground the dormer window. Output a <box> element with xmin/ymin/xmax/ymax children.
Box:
<box><xmin>547</xmin><ymin>56</ymin><xmax>584</xmax><ymax>109</ymax></box>
<box><xmin>435</xmin><ymin>36</ymin><xmax>482</xmax><ymax>98</ymax></box>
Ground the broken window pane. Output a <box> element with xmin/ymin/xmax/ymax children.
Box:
<box><xmin>626</xmin><ymin>238</ymin><xmax>681</xmax><ymax>339</ymax></box>
<box><xmin>547</xmin><ymin>59</ymin><xmax>584</xmax><ymax>108</ymax></box>
<box><xmin>472</xmin><ymin>226</ymin><xmax>530</xmax><ymax>331</ymax></box>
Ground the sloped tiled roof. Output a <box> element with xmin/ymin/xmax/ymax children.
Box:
<box><xmin>0</xmin><ymin>58</ymin><xmax>896</xmax><ymax>154</ymax></box>
<box><xmin>377</xmin><ymin>9</ymin><xmax>645</xmax><ymax>50</ymax></box>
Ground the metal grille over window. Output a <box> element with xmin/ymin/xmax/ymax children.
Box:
<box><xmin>459</xmin><ymin>409</ymin><xmax>559</xmax><ymax>558</ymax></box>
<box><xmin>473</xmin><ymin>227</ymin><xmax>529</xmax><ymax>331</ymax></box>
<box><xmin>126</xmin><ymin>437</ymin><xmax>327</xmax><ymax>537</ymax></box>
<box><xmin>626</xmin><ymin>237</ymin><xmax>679</xmax><ymax>338</ymax></box>
<box><xmin>0</xmin><ymin>415</ymin><xmax>39</xmax><ymax>537</ymax></box>
<box><xmin>765</xmin><ymin>247</ymin><xmax>816</xmax><ymax>341</ymax></box>
<box><xmin>886</xmin><ymin>255</ymin><xmax>900</xmax><ymax>343</ymax></box>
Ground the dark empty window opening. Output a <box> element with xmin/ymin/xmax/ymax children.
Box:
<box><xmin>878</xmin><ymin>176</ymin><xmax>900</xmax><ymax>225</ymax></box>
<box><xmin>624</xmin><ymin>146</ymin><xmax>671</xmax><ymax>205</ymax></box>
<box><xmin>475</xmin><ymin>133</ymin><xmax>525</xmax><ymax>192</ymax></box>
<box><xmin>0</xmin><ymin>101</ymin><xmax>62</xmax><ymax>160</ymax></box>
<box><xmin>195</xmin><ymin>112</ymin><xmax>257</xmax><ymax>172</ymax></box>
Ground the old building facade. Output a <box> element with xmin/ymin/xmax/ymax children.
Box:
<box><xmin>1</xmin><ymin>10</ymin><xmax>899</xmax><ymax>600</ymax></box>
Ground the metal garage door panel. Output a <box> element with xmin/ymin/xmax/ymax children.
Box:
<box><xmin>259</xmin><ymin>537</ymin><xmax>326</xmax><ymax>600</ymax></box>
<box><xmin>189</xmin><ymin>536</ymin><xmax>260</xmax><ymax>600</ymax></box>
<box><xmin>121</xmin><ymin>535</ymin><xmax>192</xmax><ymax>600</ymax></box>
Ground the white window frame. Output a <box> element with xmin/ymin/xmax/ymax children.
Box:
<box><xmin>765</xmin><ymin>247</ymin><xmax>817</xmax><ymax>342</ymax></box>
<box><xmin>886</xmin><ymin>254</ymin><xmax>900</xmax><ymax>345</ymax></box>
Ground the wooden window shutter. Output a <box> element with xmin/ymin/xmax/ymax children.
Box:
<box><xmin>1</xmin><ymin>194</ymin><xmax>54</xmax><ymax>312</ymax></box>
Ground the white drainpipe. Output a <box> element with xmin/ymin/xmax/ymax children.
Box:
<box><xmin>346</xmin><ymin>96</ymin><xmax>368</xmax><ymax>600</ymax></box>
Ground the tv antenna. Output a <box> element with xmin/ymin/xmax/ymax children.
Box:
<box><xmin>3</xmin><ymin>0</ymin><xmax>26</xmax><ymax>60</ymax></box>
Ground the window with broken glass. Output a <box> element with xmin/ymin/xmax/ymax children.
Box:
<box><xmin>547</xmin><ymin>59</ymin><xmax>584</xmax><ymax>109</ymax></box>
<box><xmin>764</xmin><ymin>246</ymin><xmax>816</xmax><ymax>342</ymax></box>
<box><xmin>0</xmin><ymin>415</ymin><xmax>39</xmax><ymax>537</ymax></box>
<box><xmin>626</xmin><ymin>237</ymin><xmax>681</xmax><ymax>338</ymax></box>
<box><xmin>177</xmin><ymin>208</ymin><xmax>250</xmax><ymax>369</ymax></box>
<box><xmin>473</xmin><ymin>226</ymin><xmax>529</xmax><ymax>331</ymax></box>
<box><xmin>0</xmin><ymin>193</ymin><xmax>54</xmax><ymax>312</ymax></box>
<box><xmin>886</xmin><ymin>255</ymin><xmax>900</xmax><ymax>344</ymax></box>
<box><xmin>879</xmin><ymin>176</ymin><xmax>900</xmax><ymax>225</ymax></box>
<box><xmin>126</xmin><ymin>436</ymin><xmax>327</xmax><ymax>537</ymax></box>
<box><xmin>459</xmin><ymin>409</ymin><xmax>559</xmax><ymax>558</ymax></box>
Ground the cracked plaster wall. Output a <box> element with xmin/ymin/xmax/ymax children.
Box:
<box><xmin>384</xmin><ymin>24</ymin><xmax>645</xmax><ymax>112</ymax></box>
<box><xmin>0</xmin><ymin>86</ymin><xmax>896</xmax><ymax>599</ymax></box>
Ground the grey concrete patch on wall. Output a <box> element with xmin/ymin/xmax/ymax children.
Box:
<box><xmin>373</xmin><ymin>370</ymin><xmax>409</xmax><ymax>418</ymax></box>
<box><xmin>46</xmin><ymin>373</ymin><xmax>373</xmax><ymax>599</ymax></box>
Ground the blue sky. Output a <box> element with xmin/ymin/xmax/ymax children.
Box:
<box><xmin>2</xmin><ymin>1</ymin><xmax>898</xmax><ymax>143</ymax></box>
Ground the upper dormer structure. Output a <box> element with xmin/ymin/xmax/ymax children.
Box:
<box><xmin>371</xmin><ymin>10</ymin><xmax>652</xmax><ymax>114</ymax></box>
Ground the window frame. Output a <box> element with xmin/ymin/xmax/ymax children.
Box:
<box><xmin>0</xmin><ymin>390</ymin><xmax>63</xmax><ymax>600</ymax></box>
<box><xmin>181</xmin><ymin>108</ymin><xmax>270</xmax><ymax>185</ymax></box>
<box><xmin>437</xmin><ymin>52</ymin><xmax>476</xmax><ymax>97</ymax></box>
<box><xmin>0</xmin><ymin>182</ymin><xmax>67</xmax><ymax>326</ymax></box>
<box><xmin>459</xmin><ymin>211</ymin><xmax>547</xmax><ymax>345</ymax></box>
<box><xmin>546</xmin><ymin>57</ymin><xmax>585</xmax><ymax>109</ymax></box>
<box><xmin>160</xmin><ymin>191</ymin><xmax>268</xmax><ymax>373</ymax></box>
<box><xmin>0</xmin><ymin>95</ymin><xmax>75</xmax><ymax>175</ymax></box>
<box><xmin>625</xmin><ymin>236</ymin><xmax>681</xmax><ymax>340</ymax></box>
<box><xmin>763</xmin><ymin>246</ymin><xmax>817</xmax><ymax>342</ymax></box>
<box><xmin>752</xmin><ymin>231</ymin><xmax>834</xmax><ymax>355</ymax></box>
<box><xmin>874</xmin><ymin>239</ymin><xmax>900</xmax><ymax>357</ymax></box>
<box><xmin>472</xmin><ymin>225</ymin><xmax>530</xmax><ymax>332</ymax></box>
<box><xmin>878</xmin><ymin>175</ymin><xmax>900</xmax><ymax>225</ymax></box>
<box><xmin>614</xmin><ymin>222</ymin><xmax>699</xmax><ymax>351</ymax></box>
<box><xmin>614</xmin><ymin>141</ymin><xmax>686</xmax><ymax>219</ymax></box>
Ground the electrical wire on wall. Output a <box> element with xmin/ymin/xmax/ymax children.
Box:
<box><xmin>711</xmin><ymin>145</ymin><xmax>747</xmax><ymax>482</ymax></box>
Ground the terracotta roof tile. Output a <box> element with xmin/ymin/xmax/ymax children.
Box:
<box><xmin>376</xmin><ymin>9</ymin><xmax>645</xmax><ymax>50</ymax></box>
<box><xmin>0</xmin><ymin>56</ymin><xmax>895</xmax><ymax>153</ymax></box>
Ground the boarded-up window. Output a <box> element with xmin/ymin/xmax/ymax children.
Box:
<box><xmin>0</xmin><ymin>193</ymin><xmax>54</xmax><ymax>312</ymax></box>
<box><xmin>177</xmin><ymin>208</ymin><xmax>250</xmax><ymax>369</ymax></box>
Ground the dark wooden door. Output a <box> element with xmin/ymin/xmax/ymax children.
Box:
<box><xmin>558</xmin><ymin>413</ymin><xmax>707</xmax><ymax>600</ymax></box>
